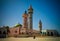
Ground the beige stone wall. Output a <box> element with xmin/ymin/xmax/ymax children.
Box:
<box><xmin>8</xmin><ymin>27</ymin><xmax>20</xmax><ymax>37</ymax></box>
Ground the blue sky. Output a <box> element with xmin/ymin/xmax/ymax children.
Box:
<box><xmin>0</xmin><ymin>0</ymin><xmax>60</xmax><ymax>33</ymax></box>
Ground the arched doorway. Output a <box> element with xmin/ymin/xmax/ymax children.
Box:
<box><xmin>3</xmin><ymin>31</ymin><xmax>6</xmax><ymax>34</ymax></box>
<box><xmin>22</xmin><ymin>32</ymin><xmax>24</xmax><ymax>34</ymax></box>
<box><xmin>0</xmin><ymin>31</ymin><xmax>2</xmax><ymax>34</ymax></box>
<box><xmin>47</xmin><ymin>32</ymin><xmax>50</xmax><ymax>36</ymax></box>
<box><xmin>1</xmin><ymin>31</ymin><xmax>6</xmax><ymax>38</ymax></box>
<box><xmin>51</xmin><ymin>32</ymin><xmax>53</xmax><ymax>36</ymax></box>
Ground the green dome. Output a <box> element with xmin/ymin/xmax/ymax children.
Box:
<box><xmin>15</xmin><ymin>23</ymin><xmax>22</xmax><ymax>27</ymax></box>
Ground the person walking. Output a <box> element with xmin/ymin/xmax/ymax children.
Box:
<box><xmin>33</xmin><ymin>35</ymin><xmax>35</xmax><ymax>39</ymax></box>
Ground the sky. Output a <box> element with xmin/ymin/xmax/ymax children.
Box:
<box><xmin>0</xmin><ymin>0</ymin><xmax>60</xmax><ymax>33</ymax></box>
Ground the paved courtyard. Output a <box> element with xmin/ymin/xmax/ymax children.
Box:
<box><xmin>0</xmin><ymin>37</ymin><xmax>60</xmax><ymax>41</ymax></box>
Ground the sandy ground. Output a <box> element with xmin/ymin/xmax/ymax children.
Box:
<box><xmin>0</xmin><ymin>37</ymin><xmax>60</xmax><ymax>41</ymax></box>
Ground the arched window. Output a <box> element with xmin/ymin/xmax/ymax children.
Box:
<box><xmin>15</xmin><ymin>31</ymin><xmax>17</xmax><ymax>33</ymax></box>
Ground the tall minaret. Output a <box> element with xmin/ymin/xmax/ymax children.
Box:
<box><xmin>23</xmin><ymin>10</ymin><xmax>28</xmax><ymax>29</ymax></box>
<box><xmin>22</xmin><ymin>10</ymin><xmax>28</xmax><ymax>33</ymax></box>
<box><xmin>28</xmin><ymin>5</ymin><xmax>33</xmax><ymax>30</ymax></box>
<box><xmin>39</xmin><ymin>20</ymin><xmax>42</xmax><ymax>33</ymax></box>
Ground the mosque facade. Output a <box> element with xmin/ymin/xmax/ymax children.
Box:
<box><xmin>0</xmin><ymin>5</ymin><xmax>59</xmax><ymax>38</ymax></box>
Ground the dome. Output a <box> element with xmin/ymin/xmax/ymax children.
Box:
<box><xmin>15</xmin><ymin>23</ymin><xmax>22</xmax><ymax>27</ymax></box>
<box><xmin>23</xmin><ymin>10</ymin><xmax>28</xmax><ymax>17</ymax></box>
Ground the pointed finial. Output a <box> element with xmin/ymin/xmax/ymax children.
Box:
<box><xmin>24</xmin><ymin>10</ymin><xmax>27</xmax><ymax>14</ymax></box>
<box><xmin>28</xmin><ymin>5</ymin><xmax>33</xmax><ymax>10</ymax></box>
<box><xmin>39</xmin><ymin>20</ymin><xmax>42</xmax><ymax>24</ymax></box>
<box><xmin>30</xmin><ymin>5</ymin><xmax>32</xmax><ymax>8</ymax></box>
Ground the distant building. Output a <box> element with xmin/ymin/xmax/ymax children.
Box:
<box><xmin>47</xmin><ymin>30</ymin><xmax>59</xmax><ymax>36</ymax></box>
<box><xmin>0</xmin><ymin>26</ymin><xmax>8</xmax><ymax>38</ymax></box>
<box><xmin>42</xmin><ymin>30</ymin><xmax>59</xmax><ymax>36</ymax></box>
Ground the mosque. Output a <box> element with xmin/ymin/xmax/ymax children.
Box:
<box><xmin>0</xmin><ymin>5</ymin><xmax>59</xmax><ymax>38</ymax></box>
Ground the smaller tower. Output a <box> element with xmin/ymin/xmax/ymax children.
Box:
<box><xmin>39</xmin><ymin>20</ymin><xmax>42</xmax><ymax>34</ymax></box>
<box><xmin>22</xmin><ymin>10</ymin><xmax>28</xmax><ymax>34</ymax></box>
<box><xmin>23</xmin><ymin>10</ymin><xmax>28</xmax><ymax>29</ymax></box>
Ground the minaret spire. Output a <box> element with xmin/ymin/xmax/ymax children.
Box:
<box><xmin>24</xmin><ymin>10</ymin><xmax>27</xmax><ymax>14</ymax></box>
<box><xmin>28</xmin><ymin>5</ymin><xmax>33</xmax><ymax>31</ymax></box>
<box><xmin>29</xmin><ymin>5</ymin><xmax>33</xmax><ymax>9</ymax></box>
<box><xmin>22</xmin><ymin>10</ymin><xmax>28</xmax><ymax>34</ymax></box>
<box><xmin>28</xmin><ymin>5</ymin><xmax>33</xmax><ymax>13</ymax></box>
<box><xmin>39</xmin><ymin>20</ymin><xmax>42</xmax><ymax>34</ymax></box>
